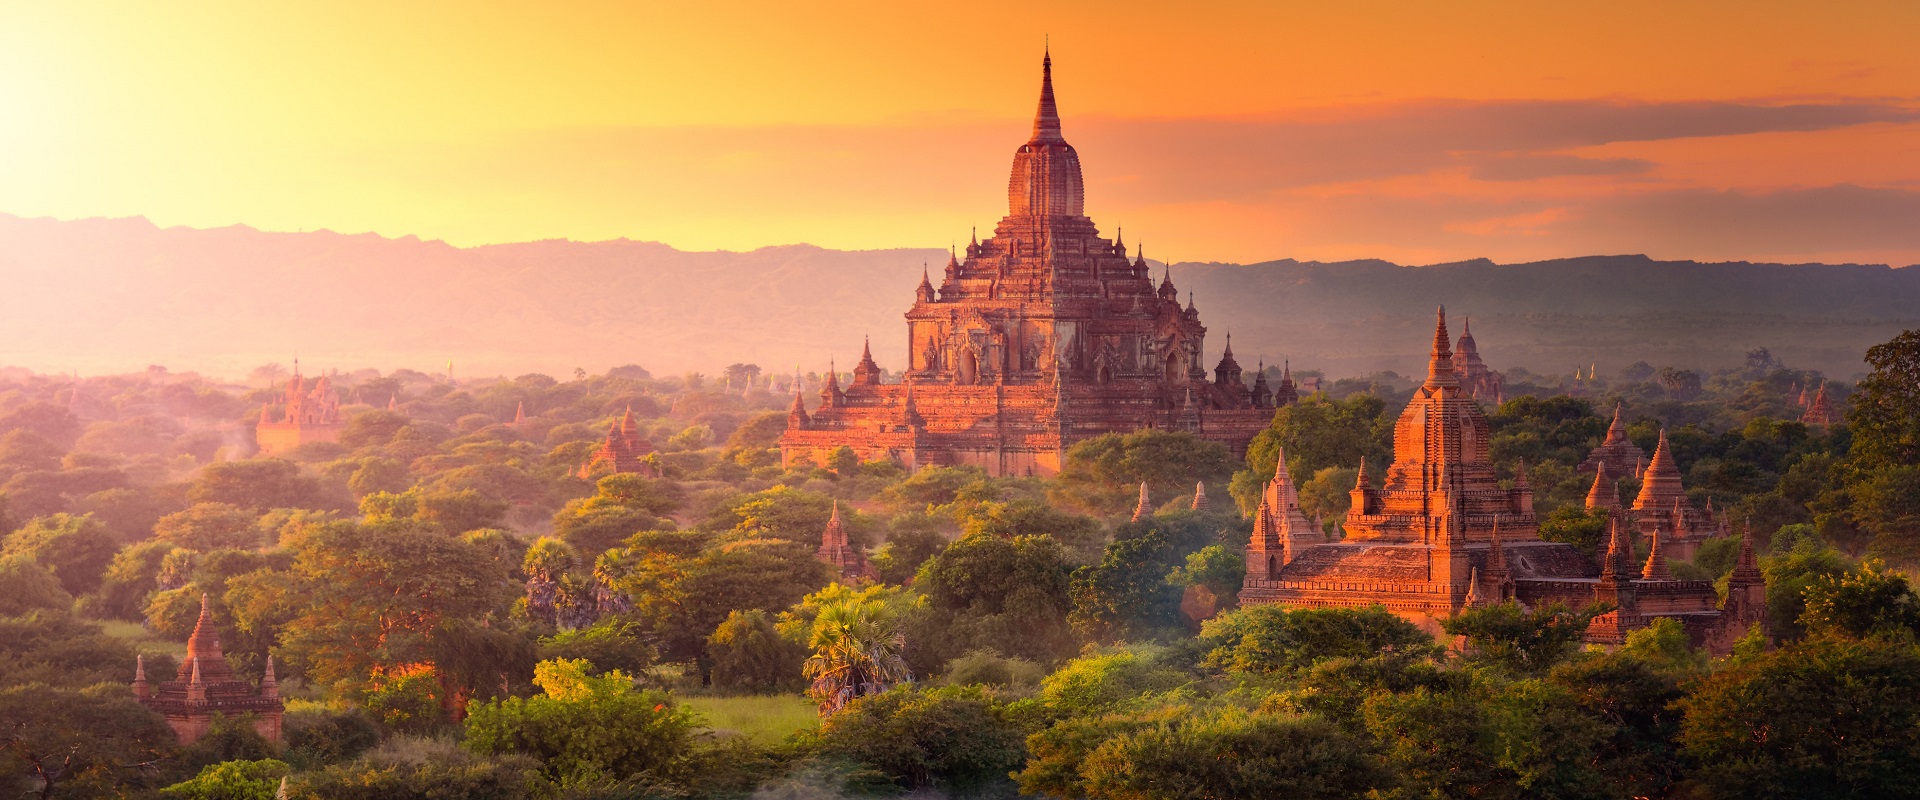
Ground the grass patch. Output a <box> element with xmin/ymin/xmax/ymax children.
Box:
<box><xmin>682</xmin><ymin>695</ymin><xmax>818</xmax><ymax>744</ymax></box>
<box><xmin>98</xmin><ymin>620</ymin><xmax>187</xmax><ymax>657</ymax></box>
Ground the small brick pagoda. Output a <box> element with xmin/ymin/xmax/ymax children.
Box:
<box><xmin>255</xmin><ymin>368</ymin><xmax>343</xmax><ymax>456</ymax></box>
<box><xmin>1800</xmin><ymin>382</ymin><xmax>1838</xmax><ymax>427</ymax></box>
<box><xmin>1577</xmin><ymin>404</ymin><xmax>1647</xmax><ymax>478</ymax></box>
<box><xmin>815</xmin><ymin>501</ymin><xmax>873</xmax><ymax>581</ymax></box>
<box><xmin>780</xmin><ymin>52</ymin><xmax>1282</xmax><ymax>476</ymax></box>
<box><xmin>134</xmin><ymin>595</ymin><xmax>283</xmax><ymax>744</ymax></box>
<box><xmin>1240</xmin><ymin>309</ymin><xmax>1766</xmax><ymax>653</ymax></box>
<box><xmin>1627</xmin><ymin>429</ymin><xmax>1728</xmax><ymax>562</ymax></box>
<box><xmin>579</xmin><ymin>407</ymin><xmax>657</xmax><ymax>477</ymax></box>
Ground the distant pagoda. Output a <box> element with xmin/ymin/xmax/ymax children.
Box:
<box><xmin>579</xmin><ymin>407</ymin><xmax>657</xmax><ymax>477</ymax></box>
<box><xmin>815</xmin><ymin>501</ymin><xmax>873</xmax><ymax>581</ymax></box>
<box><xmin>255</xmin><ymin>367</ymin><xmax>343</xmax><ymax>456</ymax></box>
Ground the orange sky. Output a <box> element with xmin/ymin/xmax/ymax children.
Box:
<box><xmin>2</xmin><ymin>1</ymin><xmax>1917</xmax><ymax>265</ymax></box>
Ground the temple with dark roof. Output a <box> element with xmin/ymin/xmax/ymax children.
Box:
<box><xmin>134</xmin><ymin>595</ymin><xmax>283</xmax><ymax>744</ymax></box>
<box><xmin>779</xmin><ymin>52</ymin><xmax>1284</xmax><ymax>475</ymax></box>
<box><xmin>1240</xmin><ymin>309</ymin><xmax>1766</xmax><ymax>653</ymax></box>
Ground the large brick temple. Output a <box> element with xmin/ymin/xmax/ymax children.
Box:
<box><xmin>779</xmin><ymin>52</ymin><xmax>1282</xmax><ymax>476</ymax></box>
<box><xmin>1240</xmin><ymin>309</ymin><xmax>1767</xmax><ymax>654</ymax></box>
<box><xmin>255</xmin><ymin>367</ymin><xmax>343</xmax><ymax>456</ymax></box>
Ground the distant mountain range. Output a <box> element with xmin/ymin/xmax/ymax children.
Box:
<box><xmin>2</xmin><ymin>213</ymin><xmax>1914</xmax><ymax>382</ymax></box>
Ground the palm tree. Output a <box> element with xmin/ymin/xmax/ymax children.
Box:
<box><xmin>803</xmin><ymin>598</ymin><xmax>912</xmax><ymax>715</ymax></box>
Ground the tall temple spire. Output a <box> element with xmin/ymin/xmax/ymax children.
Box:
<box><xmin>1425</xmin><ymin>306</ymin><xmax>1458</xmax><ymax>389</ymax></box>
<box><xmin>1031</xmin><ymin>48</ymin><xmax>1064</xmax><ymax>143</ymax></box>
<box><xmin>1132</xmin><ymin>481</ymin><xmax>1152</xmax><ymax>522</ymax></box>
<box><xmin>1191</xmin><ymin>481</ymin><xmax>1209</xmax><ymax>511</ymax></box>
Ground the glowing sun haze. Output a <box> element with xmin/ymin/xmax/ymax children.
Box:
<box><xmin>2</xmin><ymin>1</ymin><xmax>1917</xmax><ymax>265</ymax></box>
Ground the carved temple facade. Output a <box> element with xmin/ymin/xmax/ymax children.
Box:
<box><xmin>1240</xmin><ymin>310</ymin><xmax>1766</xmax><ymax>654</ymax></box>
<box><xmin>779</xmin><ymin>53</ymin><xmax>1282</xmax><ymax>476</ymax></box>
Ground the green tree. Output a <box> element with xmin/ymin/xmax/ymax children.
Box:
<box><xmin>463</xmin><ymin>658</ymin><xmax>697</xmax><ymax>786</ymax></box>
<box><xmin>1537</xmin><ymin>506</ymin><xmax>1610</xmax><ymax>559</ymax></box>
<box><xmin>1052</xmin><ymin>430</ymin><xmax>1235</xmax><ymax>516</ymax></box>
<box><xmin>804</xmin><ymin>597</ymin><xmax>913</xmax><ymax>714</ymax></box>
<box><xmin>0</xmin><ymin>555</ymin><xmax>72</xmax><ymax>616</ymax></box>
<box><xmin>551</xmin><ymin>473</ymin><xmax>681</xmax><ymax>555</ymax></box>
<box><xmin>0</xmin><ymin>682</ymin><xmax>179</xmax><ymax>799</ymax></box>
<box><xmin>0</xmin><ymin>611</ymin><xmax>142</xmax><ymax>688</ymax></box>
<box><xmin>812</xmin><ymin>686</ymin><xmax>1026</xmax><ymax>795</ymax></box>
<box><xmin>188</xmin><ymin>459</ymin><xmax>338</xmax><ymax>512</ymax></box>
<box><xmin>161</xmin><ymin>759</ymin><xmax>291</xmax><ymax>800</ymax></box>
<box><xmin>539</xmin><ymin>619</ymin><xmax>654</xmax><ymax>678</ymax></box>
<box><xmin>870</xmin><ymin>516</ymin><xmax>948</xmax><ymax>584</ymax></box>
<box><xmin>708</xmin><ymin>609</ymin><xmax>806</xmax><ymax>693</ymax></box>
<box><xmin>1233</xmin><ymin>395</ymin><xmax>1389</xmax><ymax>515</ymax></box>
<box><xmin>1848</xmin><ymin>329</ymin><xmax>1920</xmax><ymax>470</ymax></box>
<box><xmin>86</xmin><ymin>540</ymin><xmax>183</xmax><ymax>620</ymax></box>
<box><xmin>1762</xmin><ymin>544</ymin><xmax>1855</xmax><ymax>642</ymax></box>
<box><xmin>1166</xmin><ymin>544</ymin><xmax>1246</xmax><ymax>615</ymax></box>
<box><xmin>1679</xmin><ymin>635</ymin><xmax>1920</xmax><ymax>799</ymax></box>
<box><xmin>1069</xmin><ymin>528</ymin><xmax>1186</xmax><ymax>643</ymax></box>
<box><xmin>1078</xmin><ymin>708</ymin><xmax>1389</xmax><ymax>800</ymax></box>
<box><xmin>3</xmin><ymin>513</ymin><xmax>118</xmax><ymax>595</ymax></box>
<box><xmin>288</xmin><ymin>738</ymin><xmax>537</xmax><ymax>800</ymax></box>
<box><xmin>155</xmin><ymin>503</ymin><xmax>262</xmax><ymax>552</ymax></box>
<box><xmin>911</xmin><ymin>533</ymin><xmax>1077</xmax><ymax>666</ymax></box>
<box><xmin>1800</xmin><ymin>560</ymin><xmax>1920</xmax><ymax>639</ymax></box>
<box><xmin>1442</xmin><ymin>602</ymin><xmax>1603</xmax><ymax>673</ymax></box>
<box><xmin>1199</xmin><ymin>604</ymin><xmax>1435</xmax><ymax>676</ymax></box>
<box><xmin>274</xmin><ymin>521</ymin><xmax>509</xmax><ymax>691</ymax></box>
<box><xmin>618</xmin><ymin>537</ymin><xmax>832</xmax><ymax>675</ymax></box>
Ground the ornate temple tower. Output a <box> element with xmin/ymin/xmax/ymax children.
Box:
<box><xmin>1342</xmin><ymin>308</ymin><xmax>1538</xmax><ymax>546</ymax></box>
<box><xmin>1629</xmin><ymin>429</ymin><xmax>1720</xmax><ymax>561</ymax></box>
<box><xmin>1240</xmin><ymin>309</ymin><xmax>1762</xmax><ymax>653</ymax></box>
<box><xmin>134</xmin><ymin>595</ymin><xmax>284</xmax><ymax>745</ymax></box>
<box><xmin>255</xmin><ymin>368</ymin><xmax>344</xmax><ymax>456</ymax></box>
<box><xmin>780</xmin><ymin>51</ymin><xmax>1279</xmax><ymax>476</ymax></box>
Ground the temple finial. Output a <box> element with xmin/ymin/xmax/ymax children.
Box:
<box><xmin>1031</xmin><ymin>45</ymin><xmax>1063</xmax><ymax>143</ymax></box>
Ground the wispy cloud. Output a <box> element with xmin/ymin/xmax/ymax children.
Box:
<box><xmin>334</xmin><ymin>97</ymin><xmax>1920</xmax><ymax>265</ymax></box>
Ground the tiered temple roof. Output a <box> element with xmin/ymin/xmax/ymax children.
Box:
<box><xmin>778</xmin><ymin>52</ymin><xmax>1280</xmax><ymax>476</ymax></box>
<box><xmin>580</xmin><ymin>407</ymin><xmax>657</xmax><ymax>477</ymax></box>
<box><xmin>1577</xmin><ymin>404</ymin><xmax>1646</xmax><ymax>478</ymax></box>
<box><xmin>135</xmin><ymin>595</ymin><xmax>283</xmax><ymax>744</ymax></box>
<box><xmin>1801</xmin><ymin>382</ymin><xmax>1838</xmax><ymax>427</ymax></box>
<box><xmin>1241</xmin><ymin>309</ymin><xmax>1764</xmax><ymax>654</ymax></box>
<box><xmin>1629</xmin><ymin>429</ymin><xmax>1724</xmax><ymax>560</ymax></box>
